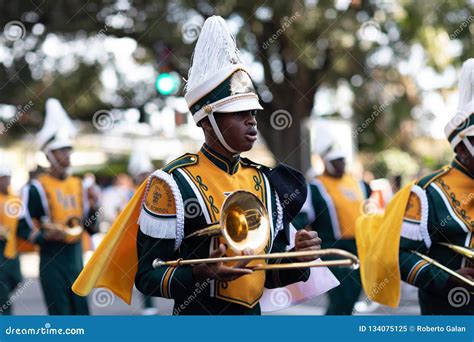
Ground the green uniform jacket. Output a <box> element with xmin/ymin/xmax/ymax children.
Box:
<box><xmin>294</xmin><ymin>177</ymin><xmax>371</xmax><ymax>253</ymax></box>
<box><xmin>135</xmin><ymin>144</ymin><xmax>310</xmax><ymax>315</ymax></box>
<box><xmin>17</xmin><ymin>178</ymin><xmax>99</xmax><ymax>315</ymax></box>
<box><xmin>294</xmin><ymin>176</ymin><xmax>370</xmax><ymax>315</ymax></box>
<box><xmin>398</xmin><ymin>159</ymin><xmax>473</xmax><ymax>315</ymax></box>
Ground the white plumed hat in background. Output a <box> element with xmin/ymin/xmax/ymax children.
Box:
<box><xmin>445</xmin><ymin>59</ymin><xmax>474</xmax><ymax>151</ymax></box>
<box><xmin>36</xmin><ymin>98</ymin><xmax>77</xmax><ymax>153</ymax></box>
<box><xmin>319</xmin><ymin>139</ymin><xmax>346</xmax><ymax>176</ymax></box>
<box><xmin>321</xmin><ymin>144</ymin><xmax>346</xmax><ymax>163</ymax></box>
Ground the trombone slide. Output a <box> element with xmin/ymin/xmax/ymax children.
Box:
<box><xmin>153</xmin><ymin>248</ymin><xmax>359</xmax><ymax>270</ymax></box>
<box><xmin>412</xmin><ymin>251</ymin><xmax>474</xmax><ymax>288</ymax></box>
<box><xmin>438</xmin><ymin>242</ymin><xmax>474</xmax><ymax>259</ymax></box>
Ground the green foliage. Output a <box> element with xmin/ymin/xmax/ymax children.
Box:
<box><xmin>371</xmin><ymin>148</ymin><xmax>419</xmax><ymax>179</ymax></box>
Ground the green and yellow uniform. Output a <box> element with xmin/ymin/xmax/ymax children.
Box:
<box><xmin>73</xmin><ymin>16</ymin><xmax>311</xmax><ymax>314</ymax></box>
<box><xmin>295</xmin><ymin>174</ymin><xmax>370</xmax><ymax>315</ymax></box>
<box><xmin>356</xmin><ymin>60</ymin><xmax>473</xmax><ymax>314</ymax></box>
<box><xmin>399</xmin><ymin>158</ymin><xmax>473</xmax><ymax>314</ymax></box>
<box><xmin>135</xmin><ymin>144</ymin><xmax>310</xmax><ymax>315</ymax></box>
<box><xmin>0</xmin><ymin>192</ymin><xmax>22</xmax><ymax>315</ymax></box>
<box><xmin>17</xmin><ymin>173</ymin><xmax>98</xmax><ymax>315</ymax></box>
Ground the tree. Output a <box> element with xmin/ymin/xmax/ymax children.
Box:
<box><xmin>1</xmin><ymin>0</ymin><xmax>472</xmax><ymax>170</ymax></box>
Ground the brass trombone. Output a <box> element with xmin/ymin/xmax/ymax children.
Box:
<box><xmin>438</xmin><ymin>242</ymin><xmax>474</xmax><ymax>259</ymax></box>
<box><xmin>412</xmin><ymin>243</ymin><xmax>474</xmax><ymax>288</ymax></box>
<box><xmin>153</xmin><ymin>190</ymin><xmax>359</xmax><ymax>270</ymax></box>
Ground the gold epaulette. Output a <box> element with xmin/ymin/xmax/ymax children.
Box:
<box><xmin>162</xmin><ymin>153</ymin><xmax>199</xmax><ymax>173</ymax></box>
<box><xmin>416</xmin><ymin>165</ymin><xmax>451</xmax><ymax>190</ymax></box>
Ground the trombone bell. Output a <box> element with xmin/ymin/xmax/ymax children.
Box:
<box><xmin>186</xmin><ymin>190</ymin><xmax>270</xmax><ymax>254</ymax></box>
<box><xmin>224</xmin><ymin>206</ymin><xmax>248</xmax><ymax>242</ymax></box>
<box><xmin>221</xmin><ymin>191</ymin><xmax>269</xmax><ymax>253</ymax></box>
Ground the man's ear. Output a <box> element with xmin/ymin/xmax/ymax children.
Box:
<box><xmin>200</xmin><ymin>117</ymin><xmax>212</xmax><ymax>134</ymax></box>
<box><xmin>455</xmin><ymin>141</ymin><xmax>469</xmax><ymax>159</ymax></box>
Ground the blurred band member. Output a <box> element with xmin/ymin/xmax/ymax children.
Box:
<box><xmin>0</xmin><ymin>166</ymin><xmax>22</xmax><ymax>315</ymax></box>
<box><xmin>17</xmin><ymin>98</ymin><xmax>99</xmax><ymax>315</ymax></box>
<box><xmin>296</xmin><ymin>145</ymin><xmax>371</xmax><ymax>315</ymax></box>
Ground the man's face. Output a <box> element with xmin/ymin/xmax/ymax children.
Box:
<box><xmin>456</xmin><ymin>136</ymin><xmax>474</xmax><ymax>172</ymax></box>
<box><xmin>213</xmin><ymin>110</ymin><xmax>258</xmax><ymax>152</ymax></box>
<box><xmin>50</xmin><ymin>147</ymin><xmax>72</xmax><ymax>168</ymax></box>
<box><xmin>465</xmin><ymin>136</ymin><xmax>474</xmax><ymax>156</ymax></box>
<box><xmin>329</xmin><ymin>158</ymin><xmax>346</xmax><ymax>178</ymax></box>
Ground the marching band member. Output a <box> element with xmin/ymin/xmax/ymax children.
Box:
<box><xmin>73</xmin><ymin>16</ymin><xmax>321</xmax><ymax>315</ymax></box>
<box><xmin>16</xmin><ymin>98</ymin><xmax>99</xmax><ymax>315</ymax></box>
<box><xmin>0</xmin><ymin>166</ymin><xmax>22</xmax><ymax>315</ymax></box>
<box><xmin>356</xmin><ymin>59</ymin><xmax>474</xmax><ymax>315</ymax></box>
<box><xmin>296</xmin><ymin>145</ymin><xmax>371</xmax><ymax>315</ymax></box>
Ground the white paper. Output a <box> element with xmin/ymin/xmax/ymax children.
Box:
<box><xmin>260</xmin><ymin>226</ymin><xmax>340</xmax><ymax>312</ymax></box>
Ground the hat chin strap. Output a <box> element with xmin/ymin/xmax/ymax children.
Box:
<box><xmin>207</xmin><ymin>112</ymin><xmax>238</xmax><ymax>154</ymax></box>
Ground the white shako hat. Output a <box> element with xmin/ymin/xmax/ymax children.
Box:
<box><xmin>128</xmin><ymin>145</ymin><xmax>153</xmax><ymax>177</ymax></box>
<box><xmin>320</xmin><ymin>142</ymin><xmax>345</xmax><ymax>162</ymax></box>
<box><xmin>184</xmin><ymin>15</ymin><xmax>263</xmax><ymax>153</ymax></box>
<box><xmin>36</xmin><ymin>98</ymin><xmax>77</xmax><ymax>153</ymax></box>
<box><xmin>319</xmin><ymin>140</ymin><xmax>345</xmax><ymax>176</ymax></box>
<box><xmin>445</xmin><ymin>58</ymin><xmax>474</xmax><ymax>151</ymax></box>
<box><xmin>321</xmin><ymin>145</ymin><xmax>346</xmax><ymax>161</ymax></box>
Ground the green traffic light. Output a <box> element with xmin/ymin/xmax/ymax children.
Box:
<box><xmin>156</xmin><ymin>72</ymin><xmax>180</xmax><ymax>95</ymax></box>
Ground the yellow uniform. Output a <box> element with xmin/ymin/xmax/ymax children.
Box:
<box><xmin>296</xmin><ymin>173</ymin><xmax>370</xmax><ymax>315</ymax></box>
<box><xmin>0</xmin><ymin>193</ymin><xmax>22</xmax><ymax>315</ymax></box>
<box><xmin>18</xmin><ymin>174</ymin><xmax>97</xmax><ymax>315</ymax></box>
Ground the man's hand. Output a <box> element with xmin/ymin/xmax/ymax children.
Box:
<box><xmin>192</xmin><ymin>244</ymin><xmax>254</xmax><ymax>282</ymax></box>
<box><xmin>294</xmin><ymin>229</ymin><xmax>322</xmax><ymax>262</ymax></box>
<box><xmin>42</xmin><ymin>222</ymin><xmax>67</xmax><ymax>242</ymax></box>
<box><xmin>448</xmin><ymin>267</ymin><xmax>474</xmax><ymax>290</ymax></box>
